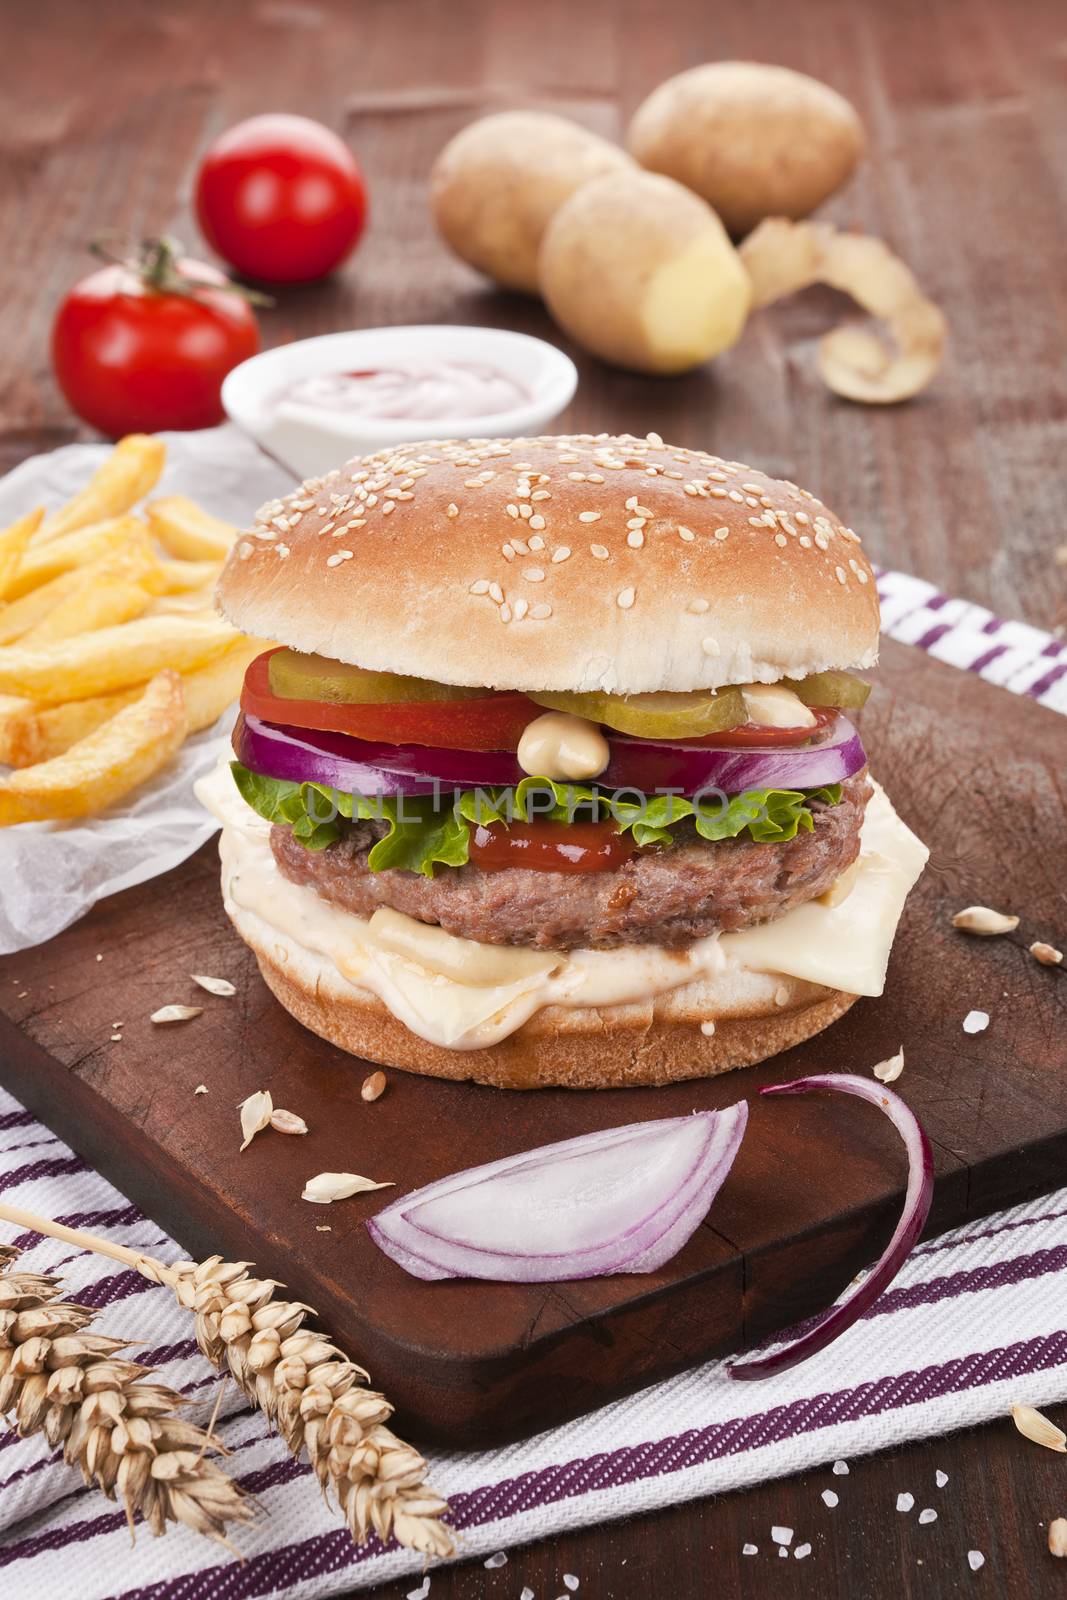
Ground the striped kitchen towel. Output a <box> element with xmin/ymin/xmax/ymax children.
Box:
<box><xmin>0</xmin><ymin>581</ymin><xmax>1064</xmax><ymax>1597</ymax></box>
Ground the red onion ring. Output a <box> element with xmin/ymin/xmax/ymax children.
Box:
<box><xmin>369</xmin><ymin>1105</ymin><xmax>748</xmax><ymax>1283</ymax></box>
<box><xmin>728</xmin><ymin>1074</ymin><xmax>934</xmax><ymax>1382</ymax></box>
<box><xmin>233</xmin><ymin>711</ymin><xmax>866</xmax><ymax>799</ymax></box>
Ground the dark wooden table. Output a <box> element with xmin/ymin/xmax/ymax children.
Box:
<box><xmin>2</xmin><ymin>0</ymin><xmax>1066</xmax><ymax>1593</ymax></box>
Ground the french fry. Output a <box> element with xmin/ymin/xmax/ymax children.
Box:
<box><xmin>36</xmin><ymin>435</ymin><xmax>166</xmax><ymax>543</ymax></box>
<box><xmin>147</xmin><ymin>495</ymin><xmax>236</xmax><ymax>562</ymax></box>
<box><xmin>0</xmin><ymin>637</ymin><xmax>266</xmax><ymax>768</ymax></box>
<box><xmin>0</xmin><ymin>510</ymin><xmax>43</xmax><ymax>600</ymax></box>
<box><xmin>0</xmin><ymin>671</ymin><xmax>188</xmax><ymax>824</ymax></box>
<box><xmin>149</xmin><ymin>587</ymin><xmax>219</xmax><ymax>616</ymax></box>
<box><xmin>24</xmin><ymin>577</ymin><xmax>151</xmax><ymax>645</ymax></box>
<box><xmin>0</xmin><ymin>615</ymin><xmax>238</xmax><ymax>699</ymax></box>
<box><xmin>5</xmin><ymin>516</ymin><xmax>149</xmax><ymax>600</ymax></box>
<box><xmin>158</xmin><ymin>557</ymin><xmax>225</xmax><ymax>594</ymax></box>
<box><xmin>0</xmin><ymin>543</ymin><xmax>163</xmax><ymax>645</ymax></box>
<box><xmin>178</xmin><ymin>637</ymin><xmax>266</xmax><ymax>731</ymax></box>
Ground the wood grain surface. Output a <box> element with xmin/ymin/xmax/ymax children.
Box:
<box><xmin>1</xmin><ymin>0</ymin><xmax>1066</xmax><ymax>1593</ymax></box>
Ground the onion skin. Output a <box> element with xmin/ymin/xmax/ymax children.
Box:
<box><xmin>234</xmin><ymin>710</ymin><xmax>867</xmax><ymax>800</ymax></box>
<box><xmin>728</xmin><ymin>1074</ymin><xmax>934</xmax><ymax>1382</ymax></box>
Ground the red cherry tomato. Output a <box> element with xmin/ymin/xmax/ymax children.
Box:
<box><xmin>240</xmin><ymin>650</ymin><xmax>539</xmax><ymax>752</ymax></box>
<box><xmin>195</xmin><ymin>114</ymin><xmax>367</xmax><ymax>284</ymax></box>
<box><xmin>51</xmin><ymin>240</ymin><xmax>260</xmax><ymax>437</ymax></box>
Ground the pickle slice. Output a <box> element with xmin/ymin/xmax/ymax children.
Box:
<box><xmin>529</xmin><ymin>686</ymin><xmax>747</xmax><ymax>739</ymax></box>
<box><xmin>785</xmin><ymin>670</ymin><xmax>871</xmax><ymax>710</ymax></box>
<box><xmin>268</xmin><ymin>649</ymin><xmax>489</xmax><ymax>704</ymax></box>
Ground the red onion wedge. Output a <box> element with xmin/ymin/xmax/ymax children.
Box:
<box><xmin>368</xmin><ymin>1104</ymin><xmax>748</xmax><ymax>1283</ymax></box>
<box><xmin>234</xmin><ymin>710</ymin><xmax>866</xmax><ymax>801</ymax></box>
<box><xmin>728</xmin><ymin>1074</ymin><xmax>933</xmax><ymax>1382</ymax></box>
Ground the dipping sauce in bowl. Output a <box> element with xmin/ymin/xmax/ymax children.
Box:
<box><xmin>280</xmin><ymin>361</ymin><xmax>531</xmax><ymax>422</ymax></box>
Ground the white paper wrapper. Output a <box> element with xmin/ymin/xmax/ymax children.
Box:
<box><xmin>0</xmin><ymin>425</ymin><xmax>293</xmax><ymax>954</ymax></box>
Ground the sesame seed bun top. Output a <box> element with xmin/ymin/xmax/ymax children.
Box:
<box><xmin>216</xmin><ymin>433</ymin><xmax>880</xmax><ymax>694</ymax></box>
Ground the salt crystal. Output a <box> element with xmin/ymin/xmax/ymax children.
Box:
<box><xmin>897</xmin><ymin>1492</ymin><xmax>915</xmax><ymax>1513</ymax></box>
<box><xmin>795</xmin><ymin>1543</ymin><xmax>812</xmax><ymax>1559</ymax></box>
<box><xmin>778</xmin><ymin>1548</ymin><xmax>788</xmax><ymax>1557</ymax></box>
<box><xmin>919</xmin><ymin>1508</ymin><xmax>938</xmax><ymax>1525</ymax></box>
<box><xmin>967</xmin><ymin>1551</ymin><xmax>985</xmax><ymax>1571</ymax></box>
<box><xmin>406</xmin><ymin>1579</ymin><xmax>430</xmax><ymax>1600</ymax></box>
<box><xmin>832</xmin><ymin>1460</ymin><xmax>850</xmax><ymax>1475</ymax></box>
<box><xmin>935</xmin><ymin>1469</ymin><xmax>949</xmax><ymax>1488</ymax></box>
<box><xmin>742</xmin><ymin>1543</ymin><xmax>758</xmax><ymax>1555</ymax></box>
<box><xmin>963</xmin><ymin>1009</ymin><xmax>989</xmax><ymax>1034</ymax></box>
<box><xmin>822</xmin><ymin>1490</ymin><xmax>839</xmax><ymax>1508</ymax></box>
<box><xmin>772</xmin><ymin>1525</ymin><xmax>793</xmax><ymax>1545</ymax></box>
<box><xmin>484</xmin><ymin>1552</ymin><xmax>507</xmax><ymax>1569</ymax></box>
<box><xmin>521</xmin><ymin>1590</ymin><xmax>535</xmax><ymax>1600</ymax></box>
<box><xmin>563</xmin><ymin>1579</ymin><xmax>579</xmax><ymax>1593</ymax></box>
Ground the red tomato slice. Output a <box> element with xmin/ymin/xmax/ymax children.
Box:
<box><xmin>240</xmin><ymin>650</ymin><xmax>539</xmax><ymax>752</ymax></box>
<box><xmin>680</xmin><ymin>708</ymin><xmax>840</xmax><ymax>748</ymax></box>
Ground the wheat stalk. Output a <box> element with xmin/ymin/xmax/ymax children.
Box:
<box><xmin>0</xmin><ymin>1207</ymin><xmax>455</xmax><ymax>1559</ymax></box>
<box><xmin>0</xmin><ymin>1242</ymin><xmax>253</xmax><ymax>1547</ymax></box>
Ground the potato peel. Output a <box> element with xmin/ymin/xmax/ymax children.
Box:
<box><xmin>739</xmin><ymin>218</ymin><xmax>947</xmax><ymax>403</ymax></box>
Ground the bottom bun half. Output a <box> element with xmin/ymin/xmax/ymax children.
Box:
<box><xmin>231</xmin><ymin>898</ymin><xmax>858</xmax><ymax>1091</ymax></box>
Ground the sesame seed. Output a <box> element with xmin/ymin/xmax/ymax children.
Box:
<box><xmin>625</xmin><ymin>496</ymin><xmax>640</xmax><ymax>511</ymax></box>
<box><xmin>835</xmin><ymin>566</ymin><xmax>847</xmax><ymax>584</ymax></box>
<box><xmin>463</xmin><ymin>479</ymin><xmax>482</xmax><ymax>489</ymax></box>
<box><xmin>319</xmin><ymin>522</ymin><xmax>336</xmax><ymax>536</ymax></box>
<box><xmin>857</xmin><ymin>569</ymin><xmax>869</xmax><ymax>584</ymax></box>
<box><xmin>714</xmin><ymin>527</ymin><xmax>729</xmax><ymax>541</ymax></box>
<box><xmin>510</xmin><ymin>537</ymin><xmax>529</xmax><ymax>555</ymax></box>
<box><xmin>627</xmin><ymin>529</ymin><xmax>644</xmax><ymax>549</ymax></box>
<box><xmin>568</xmin><ymin>471</ymin><xmax>587</xmax><ymax>481</ymax></box>
<box><xmin>683</xmin><ymin>485</ymin><xmax>699</xmax><ymax>497</ymax></box>
<box><xmin>530</xmin><ymin>602</ymin><xmax>552</xmax><ymax>619</ymax></box>
<box><xmin>702</xmin><ymin>636</ymin><xmax>720</xmax><ymax>656</ymax></box>
<box><xmin>775</xmin><ymin>533</ymin><xmax>788</xmax><ymax>547</ymax></box>
<box><xmin>499</xmin><ymin>603</ymin><xmax>512</xmax><ymax>623</ymax></box>
<box><xmin>382</xmin><ymin>501</ymin><xmax>395</xmax><ymax>515</ymax></box>
<box><xmin>590</xmin><ymin>544</ymin><xmax>610</xmax><ymax>560</ymax></box>
<box><xmin>795</xmin><ymin>511</ymin><xmax>810</xmax><ymax>524</ymax></box>
<box><xmin>678</xmin><ymin>526</ymin><xmax>695</xmax><ymax>541</ymax></box>
<box><xmin>446</xmin><ymin>503</ymin><xmax>459</xmax><ymax>518</ymax></box>
<box><xmin>748</xmin><ymin>516</ymin><xmax>765</xmax><ymax>528</ymax></box>
<box><xmin>528</xmin><ymin>535</ymin><xmax>545</xmax><ymax>550</ymax></box>
<box><xmin>728</xmin><ymin>490</ymin><xmax>744</xmax><ymax>503</ymax></box>
<box><xmin>688</xmin><ymin>598</ymin><xmax>709</xmax><ymax>614</ymax></box>
<box><xmin>709</xmin><ymin>486</ymin><xmax>728</xmax><ymax>498</ymax></box>
<box><xmin>799</xmin><ymin>535</ymin><xmax>812</xmax><ymax>548</ymax></box>
<box><xmin>531</xmin><ymin>489</ymin><xmax>551</xmax><ymax>501</ymax></box>
<box><xmin>502</xmin><ymin>543</ymin><xmax>515</xmax><ymax>560</ymax></box>
<box><xmin>742</xmin><ymin>482</ymin><xmax>762</xmax><ymax>493</ymax></box>
<box><xmin>488</xmin><ymin>582</ymin><xmax>503</xmax><ymax>603</ymax></box>
<box><xmin>513</xmin><ymin>597</ymin><xmax>529</xmax><ymax>619</ymax></box>
<box><xmin>325</xmin><ymin>552</ymin><xmax>344</xmax><ymax>567</ymax></box>
<box><xmin>506</xmin><ymin>503</ymin><xmax>519</xmax><ymax>518</ymax></box>
<box><xmin>523</xmin><ymin>566</ymin><xmax>545</xmax><ymax>582</ymax></box>
<box><xmin>470</xmin><ymin>580</ymin><xmax>490</xmax><ymax>595</ymax></box>
<box><xmin>579</xmin><ymin>510</ymin><xmax>601</xmax><ymax>523</ymax></box>
<box><xmin>815</xmin><ymin>532</ymin><xmax>829</xmax><ymax>550</ymax></box>
<box><xmin>528</xmin><ymin>515</ymin><xmax>546</xmax><ymax>531</ymax></box>
<box><xmin>276</xmin><ymin>544</ymin><xmax>290</xmax><ymax>557</ymax></box>
<box><xmin>617</xmin><ymin>587</ymin><xmax>635</xmax><ymax>609</ymax></box>
<box><xmin>552</xmin><ymin>546</ymin><xmax>571</xmax><ymax>563</ymax></box>
<box><xmin>626</xmin><ymin>517</ymin><xmax>646</xmax><ymax>531</ymax></box>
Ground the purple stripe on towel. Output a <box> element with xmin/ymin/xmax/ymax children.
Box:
<box><xmin>1027</xmin><ymin>661</ymin><xmax>1067</xmax><ymax>699</ymax></box>
<box><xmin>0</xmin><ymin>1156</ymin><xmax>88</xmax><ymax>1196</ymax></box>
<box><xmin>915</xmin><ymin>622</ymin><xmax>952</xmax><ymax>650</ymax></box>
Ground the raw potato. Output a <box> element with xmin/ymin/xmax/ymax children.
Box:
<box><xmin>431</xmin><ymin>111</ymin><xmax>634</xmax><ymax>294</ymax></box>
<box><xmin>628</xmin><ymin>62</ymin><xmax>865</xmax><ymax>237</ymax></box>
<box><xmin>539</xmin><ymin>170</ymin><xmax>751</xmax><ymax>374</ymax></box>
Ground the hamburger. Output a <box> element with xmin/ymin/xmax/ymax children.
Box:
<box><xmin>201</xmin><ymin>432</ymin><xmax>928</xmax><ymax>1090</ymax></box>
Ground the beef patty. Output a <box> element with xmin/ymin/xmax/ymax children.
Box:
<box><xmin>268</xmin><ymin>772</ymin><xmax>871</xmax><ymax>950</ymax></box>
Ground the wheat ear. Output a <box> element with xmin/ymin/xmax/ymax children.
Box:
<box><xmin>0</xmin><ymin>1243</ymin><xmax>253</xmax><ymax>1547</ymax></box>
<box><xmin>0</xmin><ymin>1206</ymin><xmax>455</xmax><ymax>1559</ymax></box>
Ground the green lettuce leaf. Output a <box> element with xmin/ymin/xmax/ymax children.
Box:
<box><xmin>230</xmin><ymin>763</ymin><xmax>842</xmax><ymax>877</ymax></box>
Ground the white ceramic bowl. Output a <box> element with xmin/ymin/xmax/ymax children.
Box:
<box><xmin>221</xmin><ymin>325</ymin><xmax>578</xmax><ymax>480</ymax></box>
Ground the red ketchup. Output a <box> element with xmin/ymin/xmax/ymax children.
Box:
<box><xmin>469</xmin><ymin>819</ymin><xmax>636</xmax><ymax>874</ymax></box>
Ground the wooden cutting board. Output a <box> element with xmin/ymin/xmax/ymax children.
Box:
<box><xmin>0</xmin><ymin>638</ymin><xmax>1063</xmax><ymax>1449</ymax></box>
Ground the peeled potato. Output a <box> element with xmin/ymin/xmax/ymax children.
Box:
<box><xmin>430</xmin><ymin>111</ymin><xmax>634</xmax><ymax>294</ymax></box>
<box><xmin>628</xmin><ymin>62</ymin><xmax>865</xmax><ymax>237</ymax></box>
<box><xmin>538</xmin><ymin>170</ymin><xmax>751</xmax><ymax>374</ymax></box>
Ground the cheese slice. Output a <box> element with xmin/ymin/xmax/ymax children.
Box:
<box><xmin>721</xmin><ymin>782</ymin><xmax>928</xmax><ymax>997</ymax></box>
